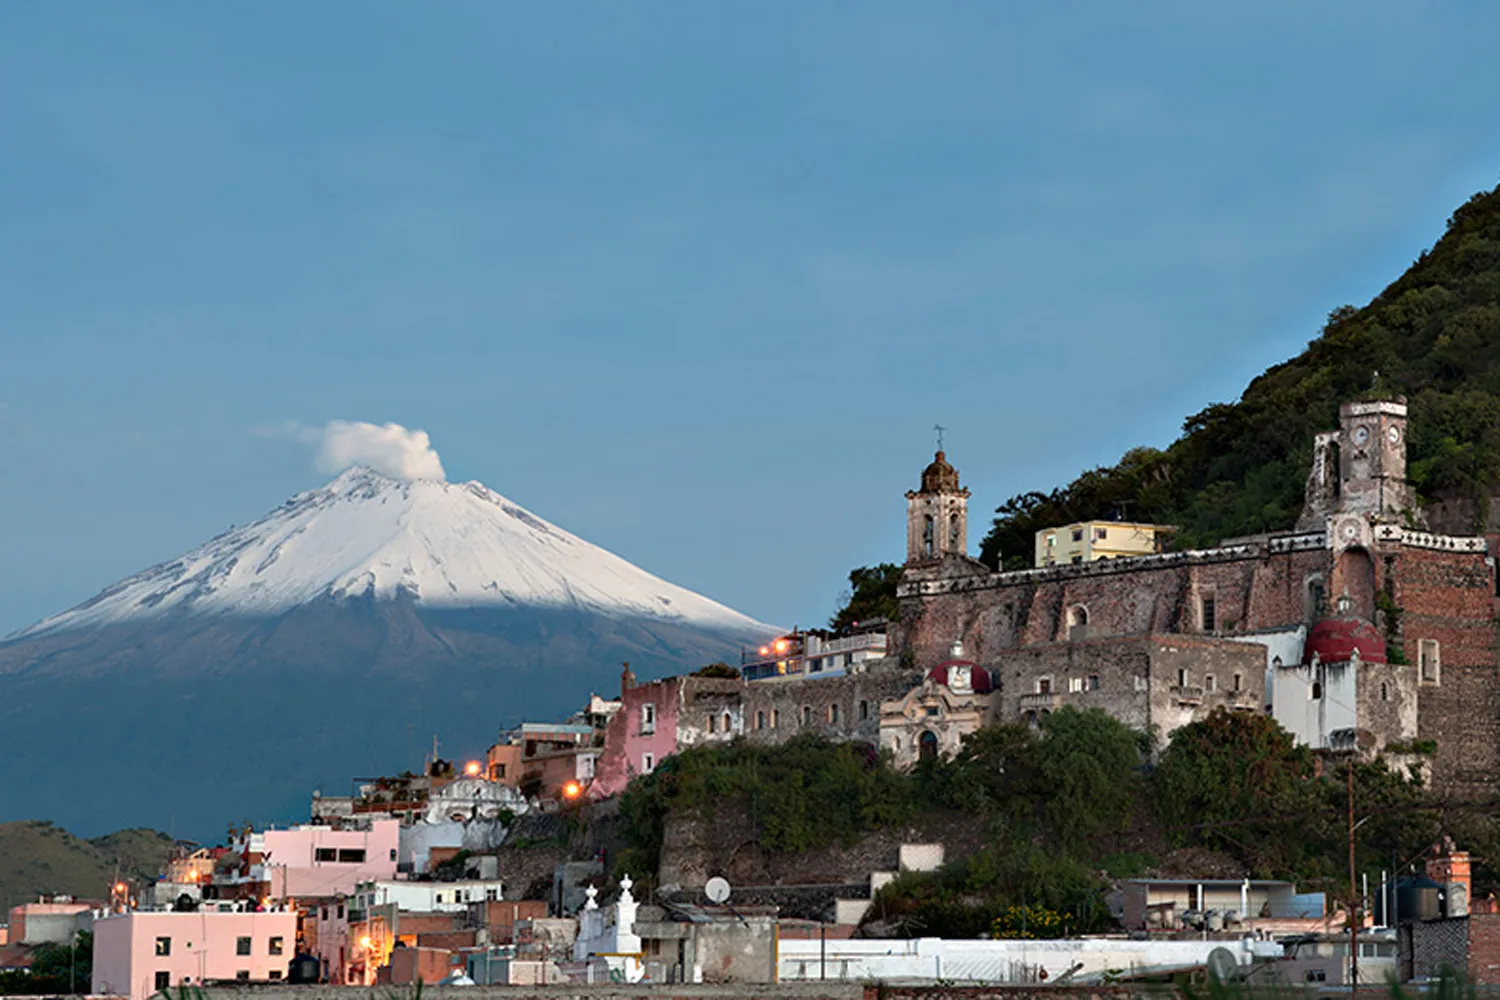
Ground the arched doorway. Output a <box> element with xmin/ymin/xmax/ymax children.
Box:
<box><xmin>1334</xmin><ymin>547</ymin><xmax>1376</xmax><ymax>620</ymax></box>
<box><xmin>918</xmin><ymin>731</ymin><xmax>939</xmax><ymax>761</ymax></box>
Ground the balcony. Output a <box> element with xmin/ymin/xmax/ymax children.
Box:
<box><xmin>1019</xmin><ymin>692</ymin><xmax>1063</xmax><ymax>711</ymax></box>
<box><xmin>1171</xmin><ymin>685</ymin><xmax>1205</xmax><ymax>705</ymax></box>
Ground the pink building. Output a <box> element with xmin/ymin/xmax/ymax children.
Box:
<box><xmin>239</xmin><ymin>819</ymin><xmax>400</xmax><ymax>900</ymax></box>
<box><xmin>588</xmin><ymin>668</ymin><xmax>684</xmax><ymax>799</ymax></box>
<box><xmin>92</xmin><ymin>909</ymin><xmax>298</xmax><ymax>1000</ymax></box>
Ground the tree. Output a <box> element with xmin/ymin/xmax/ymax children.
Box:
<box><xmin>1153</xmin><ymin>709</ymin><xmax>1322</xmax><ymax>876</ymax></box>
<box><xmin>828</xmin><ymin>563</ymin><xmax>903</xmax><ymax>631</ymax></box>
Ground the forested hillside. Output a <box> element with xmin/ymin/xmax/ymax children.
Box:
<box><xmin>614</xmin><ymin>710</ymin><xmax>1486</xmax><ymax>938</ymax></box>
<box><xmin>980</xmin><ymin>183</ymin><xmax>1500</xmax><ymax>568</ymax></box>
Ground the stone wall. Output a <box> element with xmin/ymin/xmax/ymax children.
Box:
<box><xmin>897</xmin><ymin>541</ymin><xmax>1326</xmax><ymax>673</ymax></box>
<box><xmin>994</xmin><ymin>635</ymin><xmax>1264</xmax><ymax>745</ymax></box>
<box><xmin>741</xmin><ymin>665</ymin><xmax>917</xmax><ymax>747</ymax></box>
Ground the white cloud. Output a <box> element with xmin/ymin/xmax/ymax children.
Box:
<box><xmin>272</xmin><ymin>420</ymin><xmax>447</xmax><ymax>482</ymax></box>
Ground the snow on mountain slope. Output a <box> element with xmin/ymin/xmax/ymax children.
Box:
<box><xmin>12</xmin><ymin>467</ymin><xmax>776</xmax><ymax>640</ymax></box>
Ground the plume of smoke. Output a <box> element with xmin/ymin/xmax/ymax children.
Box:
<box><xmin>277</xmin><ymin>420</ymin><xmax>447</xmax><ymax>482</ymax></box>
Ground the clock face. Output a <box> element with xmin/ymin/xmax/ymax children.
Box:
<box><xmin>1352</xmin><ymin>425</ymin><xmax>1370</xmax><ymax>446</ymax></box>
<box><xmin>1388</xmin><ymin>425</ymin><xmax>1401</xmax><ymax>444</ymax></box>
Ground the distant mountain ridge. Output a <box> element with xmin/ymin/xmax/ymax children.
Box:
<box><xmin>0</xmin><ymin>822</ymin><xmax>177</xmax><ymax>913</ymax></box>
<box><xmin>0</xmin><ymin>469</ymin><xmax>776</xmax><ymax>838</ymax></box>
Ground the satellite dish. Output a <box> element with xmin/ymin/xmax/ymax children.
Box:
<box><xmin>705</xmin><ymin>877</ymin><xmax>732</xmax><ymax>904</ymax></box>
<box><xmin>1206</xmin><ymin>947</ymin><xmax>1239</xmax><ymax>982</ymax></box>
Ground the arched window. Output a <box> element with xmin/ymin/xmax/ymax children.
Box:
<box><xmin>859</xmin><ymin>700</ymin><xmax>869</xmax><ymax>720</ymax></box>
<box><xmin>1311</xmin><ymin>681</ymin><xmax>1323</xmax><ymax>700</ymax></box>
<box><xmin>828</xmin><ymin>703</ymin><xmax>840</xmax><ymax>724</ymax></box>
<box><xmin>948</xmin><ymin>513</ymin><xmax>961</xmax><ymax>549</ymax></box>
<box><xmin>1068</xmin><ymin>604</ymin><xmax>1089</xmax><ymax>640</ymax></box>
<box><xmin>801</xmin><ymin>705</ymin><xmax>812</xmax><ymax>726</ymax></box>
<box><xmin>1306</xmin><ymin>578</ymin><xmax>1326</xmax><ymax>620</ymax></box>
<box><xmin>723</xmin><ymin>712</ymin><xmax>732</xmax><ymax>732</ymax></box>
<box><xmin>923</xmin><ymin>515</ymin><xmax>935</xmax><ymax>558</ymax></box>
<box><xmin>918</xmin><ymin>731</ymin><xmax>939</xmax><ymax>761</ymax></box>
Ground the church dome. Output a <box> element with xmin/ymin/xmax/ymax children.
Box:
<box><xmin>1304</xmin><ymin>616</ymin><xmax>1387</xmax><ymax>665</ymax></box>
<box><xmin>920</xmin><ymin>451</ymin><xmax>962</xmax><ymax>494</ymax></box>
<box><xmin>927</xmin><ymin>660</ymin><xmax>993</xmax><ymax>693</ymax></box>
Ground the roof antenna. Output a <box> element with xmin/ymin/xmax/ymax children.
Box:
<box><xmin>934</xmin><ymin>424</ymin><xmax>947</xmax><ymax>452</ymax></box>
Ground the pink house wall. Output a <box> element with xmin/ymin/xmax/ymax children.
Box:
<box><xmin>92</xmin><ymin>909</ymin><xmax>298</xmax><ymax>1000</ymax></box>
<box><xmin>588</xmin><ymin>677</ymin><xmax>681</xmax><ymax>799</ymax></box>
<box><xmin>261</xmin><ymin>820</ymin><xmax>400</xmax><ymax>900</ymax></box>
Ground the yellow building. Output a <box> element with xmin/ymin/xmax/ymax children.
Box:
<box><xmin>1034</xmin><ymin>520</ymin><xmax>1173</xmax><ymax>567</ymax></box>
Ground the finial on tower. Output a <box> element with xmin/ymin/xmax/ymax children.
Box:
<box><xmin>934</xmin><ymin>423</ymin><xmax>947</xmax><ymax>452</ymax></box>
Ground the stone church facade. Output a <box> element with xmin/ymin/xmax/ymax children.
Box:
<box><xmin>893</xmin><ymin>399</ymin><xmax>1499</xmax><ymax>794</ymax></box>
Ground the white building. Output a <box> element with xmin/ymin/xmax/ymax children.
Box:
<box><xmin>351</xmin><ymin>878</ymin><xmax>505</xmax><ymax>914</ymax></box>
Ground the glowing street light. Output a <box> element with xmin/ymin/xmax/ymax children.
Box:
<box><xmin>464</xmin><ymin>760</ymin><xmax>482</xmax><ymax>777</ymax></box>
<box><xmin>562</xmin><ymin>780</ymin><xmax>582</xmax><ymax>800</ymax></box>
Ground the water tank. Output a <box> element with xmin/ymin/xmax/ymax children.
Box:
<box><xmin>1395</xmin><ymin>876</ymin><xmax>1444</xmax><ymax>922</ymax></box>
<box><xmin>287</xmin><ymin>954</ymin><xmax>320</xmax><ymax>985</ymax></box>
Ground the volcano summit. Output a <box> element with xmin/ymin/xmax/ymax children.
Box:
<box><xmin>0</xmin><ymin>468</ymin><xmax>776</xmax><ymax>836</ymax></box>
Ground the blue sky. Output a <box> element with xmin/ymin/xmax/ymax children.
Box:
<box><xmin>2</xmin><ymin>3</ymin><xmax>1498</xmax><ymax>635</ymax></box>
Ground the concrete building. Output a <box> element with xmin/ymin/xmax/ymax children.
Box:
<box><xmin>6</xmin><ymin>898</ymin><xmax>94</xmax><ymax>946</ymax></box>
<box><xmin>896</xmin><ymin>398</ymin><xmax>1500</xmax><ymax>796</ymax></box>
<box><xmin>232</xmin><ymin>819</ymin><xmax>400</xmax><ymax>900</ymax></box>
<box><xmin>353</xmin><ymin>879</ymin><xmax>505</xmax><ymax>914</ymax></box>
<box><xmin>486</xmin><ymin>723</ymin><xmax>602</xmax><ymax>798</ymax></box>
<box><xmin>778</xmin><ymin>934</ymin><xmax>1283</xmax><ymax>984</ymax></box>
<box><xmin>91</xmin><ymin>907</ymin><xmax>298</xmax><ymax>1000</ymax></box>
<box><xmin>1121</xmin><ymin>878</ymin><xmax>1324</xmax><ymax>931</ymax></box>
<box><xmin>740</xmin><ymin>623</ymin><xmax>888</xmax><ymax>682</ymax></box>
<box><xmin>1035</xmin><ymin>520</ymin><xmax>1174</xmax><ymax>568</ymax></box>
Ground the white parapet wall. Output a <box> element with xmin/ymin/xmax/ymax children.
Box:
<box><xmin>778</xmin><ymin>935</ymin><xmax>1283</xmax><ymax>984</ymax></box>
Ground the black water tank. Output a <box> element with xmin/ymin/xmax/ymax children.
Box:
<box><xmin>1396</xmin><ymin>876</ymin><xmax>1444</xmax><ymax>922</ymax></box>
<box><xmin>287</xmin><ymin>954</ymin><xmax>321</xmax><ymax>985</ymax></box>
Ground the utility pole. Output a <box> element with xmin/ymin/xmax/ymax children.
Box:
<box><xmin>1348</xmin><ymin>757</ymin><xmax>1359</xmax><ymax>990</ymax></box>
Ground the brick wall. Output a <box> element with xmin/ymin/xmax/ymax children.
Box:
<box><xmin>1468</xmin><ymin>913</ymin><xmax>1500</xmax><ymax>984</ymax></box>
<box><xmin>1399</xmin><ymin>546</ymin><xmax>1500</xmax><ymax>795</ymax></box>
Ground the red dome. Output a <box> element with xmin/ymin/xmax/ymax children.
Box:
<box><xmin>927</xmin><ymin>660</ymin><xmax>993</xmax><ymax>693</ymax></box>
<box><xmin>1304</xmin><ymin>617</ymin><xmax>1387</xmax><ymax>665</ymax></box>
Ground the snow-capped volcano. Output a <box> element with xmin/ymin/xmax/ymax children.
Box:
<box><xmin>15</xmin><ymin>467</ymin><xmax>772</xmax><ymax>639</ymax></box>
<box><xmin>0</xmin><ymin>468</ymin><xmax>777</xmax><ymax>838</ymax></box>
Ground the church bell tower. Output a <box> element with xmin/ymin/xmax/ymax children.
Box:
<box><xmin>906</xmin><ymin>451</ymin><xmax>970</xmax><ymax>565</ymax></box>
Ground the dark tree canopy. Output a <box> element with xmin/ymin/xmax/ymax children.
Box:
<box><xmin>829</xmin><ymin>562</ymin><xmax>903</xmax><ymax>630</ymax></box>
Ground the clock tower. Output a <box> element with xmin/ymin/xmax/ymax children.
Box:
<box><xmin>1337</xmin><ymin>397</ymin><xmax>1413</xmax><ymax>522</ymax></box>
